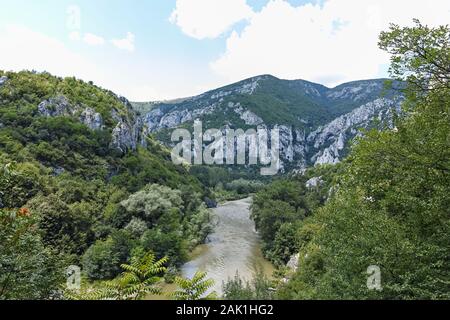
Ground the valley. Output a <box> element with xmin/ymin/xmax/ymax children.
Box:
<box><xmin>181</xmin><ymin>197</ymin><xmax>273</xmax><ymax>296</ymax></box>
<box><xmin>0</xmin><ymin>19</ymin><xmax>449</xmax><ymax>301</ymax></box>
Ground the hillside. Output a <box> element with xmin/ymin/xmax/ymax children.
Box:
<box><xmin>0</xmin><ymin>70</ymin><xmax>213</xmax><ymax>299</ymax></box>
<box><xmin>133</xmin><ymin>75</ymin><xmax>405</xmax><ymax>171</ymax></box>
<box><xmin>0</xmin><ymin>70</ymin><xmax>203</xmax><ymax>190</ymax></box>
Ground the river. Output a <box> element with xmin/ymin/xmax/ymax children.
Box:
<box><xmin>181</xmin><ymin>197</ymin><xmax>274</xmax><ymax>296</ymax></box>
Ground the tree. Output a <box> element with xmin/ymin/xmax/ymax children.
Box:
<box><xmin>222</xmin><ymin>272</ymin><xmax>254</xmax><ymax>300</ymax></box>
<box><xmin>28</xmin><ymin>194</ymin><xmax>95</xmax><ymax>255</ymax></box>
<box><xmin>82</xmin><ymin>230</ymin><xmax>133</xmax><ymax>280</ymax></box>
<box><xmin>172</xmin><ymin>271</ymin><xmax>216</xmax><ymax>300</ymax></box>
<box><xmin>0</xmin><ymin>208</ymin><xmax>65</xmax><ymax>300</ymax></box>
<box><xmin>0</xmin><ymin>161</ymin><xmax>43</xmax><ymax>209</ymax></box>
<box><xmin>121</xmin><ymin>184</ymin><xmax>183</xmax><ymax>226</ymax></box>
<box><xmin>223</xmin><ymin>270</ymin><xmax>274</xmax><ymax>300</ymax></box>
<box><xmin>279</xmin><ymin>21</ymin><xmax>450</xmax><ymax>300</ymax></box>
<box><xmin>379</xmin><ymin>19</ymin><xmax>450</xmax><ymax>97</ymax></box>
<box><xmin>100</xmin><ymin>252</ymin><xmax>168</xmax><ymax>300</ymax></box>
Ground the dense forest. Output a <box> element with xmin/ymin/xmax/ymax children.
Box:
<box><xmin>0</xmin><ymin>70</ymin><xmax>213</xmax><ymax>299</ymax></box>
<box><xmin>1</xmin><ymin>20</ymin><xmax>449</xmax><ymax>300</ymax></box>
<box><xmin>247</xmin><ymin>20</ymin><xmax>449</xmax><ymax>300</ymax></box>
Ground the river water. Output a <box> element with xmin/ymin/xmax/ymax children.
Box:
<box><xmin>181</xmin><ymin>197</ymin><xmax>274</xmax><ymax>295</ymax></box>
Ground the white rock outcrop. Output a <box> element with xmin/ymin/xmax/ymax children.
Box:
<box><xmin>0</xmin><ymin>76</ymin><xmax>8</xmax><ymax>86</ymax></box>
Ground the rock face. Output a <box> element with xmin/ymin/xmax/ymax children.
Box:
<box><xmin>307</xmin><ymin>98</ymin><xmax>402</xmax><ymax>166</ymax></box>
<box><xmin>109</xmin><ymin>97</ymin><xmax>148</xmax><ymax>153</ymax></box>
<box><xmin>38</xmin><ymin>96</ymin><xmax>77</xmax><ymax>117</ymax></box>
<box><xmin>0</xmin><ymin>76</ymin><xmax>8</xmax><ymax>86</ymax></box>
<box><xmin>79</xmin><ymin>108</ymin><xmax>103</xmax><ymax>130</ymax></box>
<box><xmin>286</xmin><ymin>253</ymin><xmax>300</xmax><ymax>272</ymax></box>
<box><xmin>37</xmin><ymin>94</ymin><xmax>147</xmax><ymax>153</ymax></box>
<box><xmin>233</xmin><ymin>105</ymin><xmax>264</xmax><ymax>125</ymax></box>
<box><xmin>111</xmin><ymin>114</ymin><xmax>147</xmax><ymax>153</ymax></box>
<box><xmin>326</xmin><ymin>80</ymin><xmax>384</xmax><ymax>102</ymax></box>
<box><xmin>132</xmin><ymin>76</ymin><xmax>404</xmax><ymax>171</ymax></box>
<box><xmin>306</xmin><ymin>177</ymin><xmax>323</xmax><ymax>188</ymax></box>
<box><xmin>38</xmin><ymin>96</ymin><xmax>105</xmax><ymax>131</ymax></box>
<box><xmin>143</xmin><ymin>103</ymin><xmax>218</xmax><ymax>132</ymax></box>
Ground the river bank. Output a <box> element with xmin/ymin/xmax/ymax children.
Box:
<box><xmin>149</xmin><ymin>197</ymin><xmax>274</xmax><ymax>299</ymax></box>
<box><xmin>181</xmin><ymin>197</ymin><xmax>274</xmax><ymax>295</ymax></box>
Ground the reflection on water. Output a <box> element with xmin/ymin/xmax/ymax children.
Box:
<box><xmin>181</xmin><ymin>197</ymin><xmax>274</xmax><ymax>295</ymax></box>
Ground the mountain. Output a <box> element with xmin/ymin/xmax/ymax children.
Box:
<box><xmin>133</xmin><ymin>75</ymin><xmax>404</xmax><ymax>172</ymax></box>
<box><xmin>0</xmin><ymin>70</ymin><xmax>216</xmax><ymax>295</ymax></box>
<box><xmin>0</xmin><ymin>70</ymin><xmax>203</xmax><ymax>195</ymax></box>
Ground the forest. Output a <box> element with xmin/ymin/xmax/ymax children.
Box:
<box><xmin>1</xmin><ymin>20</ymin><xmax>449</xmax><ymax>300</ymax></box>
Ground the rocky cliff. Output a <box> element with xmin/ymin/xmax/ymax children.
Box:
<box><xmin>37</xmin><ymin>94</ymin><xmax>148</xmax><ymax>153</ymax></box>
<box><xmin>132</xmin><ymin>76</ymin><xmax>404</xmax><ymax>171</ymax></box>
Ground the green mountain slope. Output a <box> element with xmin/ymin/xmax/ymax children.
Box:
<box><xmin>0</xmin><ymin>70</ymin><xmax>200</xmax><ymax>191</ymax></box>
<box><xmin>0</xmin><ymin>71</ymin><xmax>213</xmax><ymax>299</ymax></box>
<box><xmin>135</xmin><ymin>75</ymin><xmax>404</xmax><ymax>172</ymax></box>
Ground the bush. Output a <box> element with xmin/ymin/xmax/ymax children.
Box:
<box><xmin>82</xmin><ymin>230</ymin><xmax>133</xmax><ymax>280</ymax></box>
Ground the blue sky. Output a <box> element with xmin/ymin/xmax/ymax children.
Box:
<box><xmin>0</xmin><ymin>0</ymin><xmax>448</xmax><ymax>101</ymax></box>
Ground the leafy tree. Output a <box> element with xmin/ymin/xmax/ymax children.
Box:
<box><xmin>27</xmin><ymin>194</ymin><xmax>95</xmax><ymax>255</ymax></box>
<box><xmin>379</xmin><ymin>19</ymin><xmax>450</xmax><ymax>96</ymax></box>
<box><xmin>222</xmin><ymin>272</ymin><xmax>254</xmax><ymax>300</ymax></box>
<box><xmin>99</xmin><ymin>252</ymin><xmax>168</xmax><ymax>300</ymax></box>
<box><xmin>278</xmin><ymin>21</ymin><xmax>450</xmax><ymax>300</ymax></box>
<box><xmin>124</xmin><ymin>217</ymin><xmax>148</xmax><ymax>238</ymax></box>
<box><xmin>0</xmin><ymin>208</ymin><xmax>65</xmax><ymax>300</ymax></box>
<box><xmin>222</xmin><ymin>270</ymin><xmax>274</xmax><ymax>300</ymax></box>
<box><xmin>82</xmin><ymin>230</ymin><xmax>134</xmax><ymax>280</ymax></box>
<box><xmin>172</xmin><ymin>271</ymin><xmax>216</xmax><ymax>300</ymax></box>
<box><xmin>121</xmin><ymin>184</ymin><xmax>183</xmax><ymax>226</ymax></box>
<box><xmin>0</xmin><ymin>161</ymin><xmax>44</xmax><ymax>209</ymax></box>
<box><xmin>140</xmin><ymin>228</ymin><xmax>187</xmax><ymax>267</ymax></box>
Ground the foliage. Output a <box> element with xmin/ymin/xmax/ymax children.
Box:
<box><xmin>99</xmin><ymin>252</ymin><xmax>168</xmax><ymax>300</ymax></box>
<box><xmin>81</xmin><ymin>231</ymin><xmax>133</xmax><ymax>280</ymax></box>
<box><xmin>379</xmin><ymin>19</ymin><xmax>450</xmax><ymax>97</ymax></box>
<box><xmin>222</xmin><ymin>273</ymin><xmax>254</xmax><ymax>300</ymax></box>
<box><xmin>0</xmin><ymin>70</ymin><xmax>212</xmax><ymax>297</ymax></box>
<box><xmin>275</xmin><ymin>21</ymin><xmax>450</xmax><ymax>300</ymax></box>
<box><xmin>222</xmin><ymin>270</ymin><xmax>274</xmax><ymax>300</ymax></box>
<box><xmin>67</xmin><ymin>252</ymin><xmax>168</xmax><ymax>300</ymax></box>
<box><xmin>0</xmin><ymin>208</ymin><xmax>65</xmax><ymax>300</ymax></box>
<box><xmin>172</xmin><ymin>271</ymin><xmax>216</xmax><ymax>300</ymax></box>
<box><xmin>120</xmin><ymin>184</ymin><xmax>183</xmax><ymax>225</ymax></box>
<box><xmin>251</xmin><ymin>166</ymin><xmax>338</xmax><ymax>265</ymax></box>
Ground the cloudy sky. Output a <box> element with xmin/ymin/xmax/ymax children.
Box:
<box><xmin>0</xmin><ymin>0</ymin><xmax>449</xmax><ymax>101</ymax></box>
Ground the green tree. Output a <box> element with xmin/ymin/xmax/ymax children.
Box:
<box><xmin>172</xmin><ymin>271</ymin><xmax>216</xmax><ymax>300</ymax></box>
<box><xmin>100</xmin><ymin>252</ymin><xmax>168</xmax><ymax>300</ymax></box>
<box><xmin>379</xmin><ymin>19</ymin><xmax>450</xmax><ymax>96</ymax></box>
<box><xmin>82</xmin><ymin>230</ymin><xmax>134</xmax><ymax>280</ymax></box>
<box><xmin>121</xmin><ymin>184</ymin><xmax>183</xmax><ymax>226</ymax></box>
<box><xmin>279</xmin><ymin>21</ymin><xmax>450</xmax><ymax>300</ymax></box>
<box><xmin>222</xmin><ymin>270</ymin><xmax>274</xmax><ymax>300</ymax></box>
<box><xmin>222</xmin><ymin>272</ymin><xmax>254</xmax><ymax>300</ymax></box>
<box><xmin>0</xmin><ymin>208</ymin><xmax>65</xmax><ymax>300</ymax></box>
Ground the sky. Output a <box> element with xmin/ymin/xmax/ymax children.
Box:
<box><xmin>0</xmin><ymin>0</ymin><xmax>449</xmax><ymax>101</ymax></box>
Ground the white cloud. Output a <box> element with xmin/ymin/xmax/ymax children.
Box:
<box><xmin>83</xmin><ymin>33</ymin><xmax>105</xmax><ymax>46</ymax></box>
<box><xmin>111</xmin><ymin>32</ymin><xmax>135</xmax><ymax>52</ymax></box>
<box><xmin>170</xmin><ymin>0</ymin><xmax>254</xmax><ymax>39</ymax></box>
<box><xmin>0</xmin><ymin>25</ymin><xmax>159</xmax><ymax>101</ymax></box>
<box><xmin>0</xmin><ymin>25</ymin><xmax>98</xmax><ymax>79</ymax></box>
<box><xmin>122</xmin><ymin>85</ymin><xmax>164</xmax><ymax>102</ymax></box>
<box><xmin>210</xmin><ymin>0</ymin><xmax>450</xmax><ymax>87</ymax></box>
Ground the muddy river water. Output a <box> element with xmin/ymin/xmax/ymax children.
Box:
<box><xmin>181</xmin><ymin>197</ymin><xmax>274</xmax><ymax>295</ymax></box>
